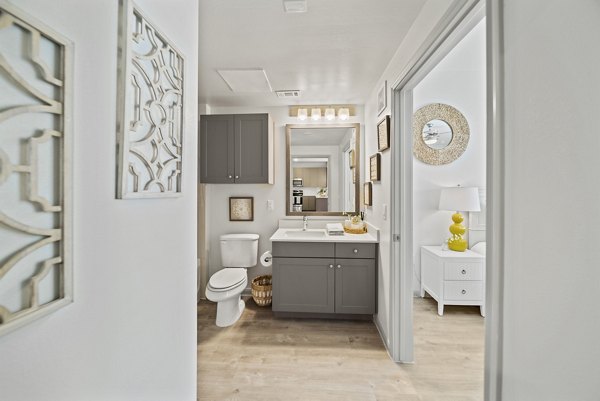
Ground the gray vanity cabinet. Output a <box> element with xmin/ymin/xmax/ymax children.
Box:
<box><xmin>272</xmin><ymin>242</ymin><xmax>377</xmax><ymax>317</ymax></box>
<box><xmin>272</xmin><ymin>258</ymin><xmax>335</xmax><ymax>313</ymax></box>
<box><xmin>199</xmin><ymin>113</ymin><xmax>274</xmax><ymax>184</ymax></box>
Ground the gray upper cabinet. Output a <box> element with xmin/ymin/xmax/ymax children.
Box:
<box><xmin>199</xmin><ymin>113</ymin><xmax>274</xmax><ymax>184</ymax></box>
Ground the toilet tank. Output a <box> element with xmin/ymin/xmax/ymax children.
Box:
<box><xmin>220</xmin><ymin>233</ymin><xmax>259</xmax><ymax>267</ymax></box>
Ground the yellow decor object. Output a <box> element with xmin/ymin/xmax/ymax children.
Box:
<box><xmin>447</xmin><ymin>212</ymin><xmax>468</xmax><ymax>252</ymax></box>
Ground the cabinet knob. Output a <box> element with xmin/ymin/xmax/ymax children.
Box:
<box><xmin>336</xmin><ymin>264</ymin><xmax>342</xmax><ymax>269</ymax></box>
<box><xmin>461</xmin><ymin>269</ymin><xmax>467</xmax><ymax>275</ymax></box>
<box><xmin>235</xmin><ymin>175</ymin><xmax>239</xmax><ymax>179</ymax></box>
<box><xmin>228</xmin><ymin>175</ymin><xmax>232</xmax><ymax>179</ymax></box>
<box><xmin>461</xmin><ymin>289</ymin><xmax>467</xmax><ymax>295</ymax></box>
<box><xmin>353</xmin><ymin>249</ymin><xmax>358</xmax><ymax>254</ymax></box>
<box><xmin>329</xmin><ymin>264</ymin><xmax>334</xmax><ymax>269</ymax></box>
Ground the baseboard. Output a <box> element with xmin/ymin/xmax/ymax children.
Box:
<box><xmin>373</xmin><ymin>315</ymin><xmax>393</xmax><ymax>360</ymax></box>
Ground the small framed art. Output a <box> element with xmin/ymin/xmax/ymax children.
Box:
<box><xmin>377</xmin><ymin>115</ymin><xmax>390</xmax><ymax>152</ymax></box>
<box><xmin>229</xmin><ymin>197</ymin><xmax>254</xmax><ymax>221</ymax></box>
<box><xmin>369</xmin><ymin>153</ymin><xmax>381</xmax><ymax>182</ymax></box>
<box><xmin>349</xmin><ymin>149</ymin><xmax>355</xmax><ymax>169</ymax></box>
<box><xmin>377</xmin><ymin>80</ymin><xmax>387</xmax><ymax>116</ymax></box>
<box><xmin>364</xmin><ymin>182</ymin><xmax>373</xmax><ymax>206</ymax></box>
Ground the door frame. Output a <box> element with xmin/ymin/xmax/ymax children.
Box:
<box><xmin>389</xmin><ymin>1</ymin><xmax>503</xmax><ymax>398</ymax></box>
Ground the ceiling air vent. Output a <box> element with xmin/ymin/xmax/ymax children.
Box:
<box><xmin>275</xmin><ymin>90</ymin><xmax>301</xmax><ymax>98</ymax></box>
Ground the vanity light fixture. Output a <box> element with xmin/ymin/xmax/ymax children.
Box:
<box><xmin>338</xmin><ymin>108</ymin><xmax>350</xmax><ymax>121</ymax></box>
<box><xmin>324</xmin><ymin>108</ymin><xmax>335</xmax><ymax>121</ymax></box>
<box><xmin>311</xmin><ymin>108</ymin><xmax>321</xmax><ymax>121</ymax></box>
<box><xmin>297</xmin><ymin>108</ymin><xmax>308</xmax><ymax>121</ymax></box>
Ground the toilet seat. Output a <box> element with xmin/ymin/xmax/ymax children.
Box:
<box><xmin>208</xmin><ymin>268</ymin><xmax>246</xmax><ymax>291</ymax></box>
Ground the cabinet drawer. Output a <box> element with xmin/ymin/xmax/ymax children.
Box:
<box><xmin>272</xmin><ymin>242</ymin><xmax>334</xmax><ymax>258</ymax></box>
<box><xmin>444</xmin><ymin>281</ymin><xmax>483</xmax><ymax>301</ymax></box>
<box><xmin>444</xmin><ymin>261</ymin><xmax>483</xmax><ymax>281</ymax></box>
<box><xmin>335</xmin><ymin>243</ymin><xmax>376</xmax><ymax>259</ymax></box>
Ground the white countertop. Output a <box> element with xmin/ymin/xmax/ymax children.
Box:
<box><xmin>270</xmin><ymin>218</ymin><xmax>379</xmax><ymax>243</ymax></box>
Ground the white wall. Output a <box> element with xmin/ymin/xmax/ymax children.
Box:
<box><xmin>498</xmin><ymin>1</ymin><xmax>600</xmax><ymax>399</ymax></box>
<box><xmin>362</xmin><ymin>0</ymin><xmax>455</xmax><ymax>349</ymax></box>
<box><xmin>202</xmin><ymin>106</ymin><xmax>363</xmax><ymax>289</ymax></box>
<box><xmin>0</xmin><ymin>1</ymin><xmax>198</xmax><ymax>400</ymax></box>
<box><xmin>412</xmin><ymin>19</ymin><xmax>486</xmax><ymax>293</ymax></box>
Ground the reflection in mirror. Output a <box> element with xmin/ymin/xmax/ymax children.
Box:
<box><xmin>286</xmin><ymin>124</ymin><xmax>360</xmax><ymax>216</ymax></box>
<box><xmin>422</xmin><ymin>119</ymin><xmax>453</xmax><ymax>149</ymax></box>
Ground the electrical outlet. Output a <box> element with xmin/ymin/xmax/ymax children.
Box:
<box><xmin>267</xmin><ymin>199</ymin><xmax>274</xmax><ymax>211</ymax></box>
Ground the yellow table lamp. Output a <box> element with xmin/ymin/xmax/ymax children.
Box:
<box><xmin>438</xmin><ymin>186</ymin><xmax>481</xmax><ymax>252</ymax></box>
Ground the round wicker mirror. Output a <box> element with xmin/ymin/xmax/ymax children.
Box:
<box><xmin>413</xmin><ymin>103</ymin><xmax>469</xmax><ymax>165</ymax></box>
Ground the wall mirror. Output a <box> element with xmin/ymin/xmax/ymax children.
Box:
<box><xmin>286</xmin><ymin>123</ymin><xmax>360</xmax><ymax>216</ymax></box>
<box><xmin>413</xmin><ymin>103</ymin><xmax>469</xmax><ymax>165</ymax></box>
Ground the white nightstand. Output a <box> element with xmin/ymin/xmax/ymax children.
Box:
<box><xmin>420</xmin><ymin>246</ymin><xmax>485</xmax><ymax>317</ymax></box>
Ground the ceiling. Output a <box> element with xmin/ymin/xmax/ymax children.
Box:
<box><xmin>198</xmin><ymin>0</ymin><xmax>427</xmax><ymax>107</ymax></box>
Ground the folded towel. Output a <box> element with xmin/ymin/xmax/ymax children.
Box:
<box><xmin>326</xmin><ymin>223</ymin><xmax>344</xmax><ymax>235</ymax></box>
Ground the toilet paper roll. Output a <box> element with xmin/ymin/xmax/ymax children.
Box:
<box><xmin>260</xmin><ymin>251</ymin><xmax>272</xmax><ymax>267</ymax></box>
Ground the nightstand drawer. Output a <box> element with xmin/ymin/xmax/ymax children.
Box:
<box><xmin>444</xmin><ymin>281</ymin><xmax>483</xmax><ymax>301</ymax></box>
<box><xmin>444</xmin><ymin>261</ymin><xmax>483</xmax><ymax>281</ymax></box>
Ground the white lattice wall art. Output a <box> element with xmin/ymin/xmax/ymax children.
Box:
<box><xmin>116</xmin><ymin>0</ymin><xmax>184</xmax><ymax>199</ymax></box>
<box><xmin>0</xmin><ymin>1</ymin><xmax>73</xmax><ymax>336</ymax></box>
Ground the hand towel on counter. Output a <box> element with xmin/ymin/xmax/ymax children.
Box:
<box><xmin>326</xmin><ymin>223</ymin><xmax>344</xmax><ymax>236</ymax></box>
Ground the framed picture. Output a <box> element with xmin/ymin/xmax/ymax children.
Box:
<box><xmin>364</xmin><ymin>182</ymin><xmax>373</xmax><ymax>206</ymax></box>
<box><xmin>377</xmin><ymin>115</ymin><xmax>390</xmax><ymax>152</ymax></box>
<box><xmin>377</xmin><ymin>80</ymin><xmax>387</xmax><ymax>116</ymax></box>
<box><xmin>349</xmin><ymin>149</ymin><xmax>355</xmax><ymax>169</ymax></box>
<box><xmin>369</xmin><ymin>153</ymin><xmax>381</xmax><ymax>182</ymax></box>
<box><xmin>229</xmin><ymin>197</ymin><xmax>254</xmax><ymax>221</ymax></box>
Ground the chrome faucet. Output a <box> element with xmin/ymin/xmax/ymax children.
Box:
<box><xmin>302</xmin><ymin>216</ymin><xmax>308</xmax><ymax>231</ymax></box>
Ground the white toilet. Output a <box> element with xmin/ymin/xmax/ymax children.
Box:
<box><xmin>205</xmin><ymin>233</ymin><xmax>259</xmax><ymax>327</ymax></box>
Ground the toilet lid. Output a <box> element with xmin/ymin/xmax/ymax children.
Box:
<box><xmin>209</xmin><ymin>268</ymin><xmax>246</xmax><ymax>290</ymax></box>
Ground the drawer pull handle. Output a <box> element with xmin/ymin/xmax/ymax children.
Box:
<box><xmin>461</xmin><ymin>289</ymin><xmax>467</xmax><ymax>295</ymax></box>
<box><xmin>461</xmin><ymin>269</ymin><xmax>467</xmax><ymax>274</ymax></box>
<box><xmin>337</xmin><ymin>264</ymin><xmax>342</xmax><ymax>269</ymax></box>
<box><xmin>329</xmin><ymin>264</ymin><xmax>334</xmax><ymax>269</ymax></box>
<box><xmin>353</xmin><ymin>249</ymin><xmax>359</xmax><ymax>254</ymax></box>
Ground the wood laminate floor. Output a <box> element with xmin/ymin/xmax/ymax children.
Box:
<box><xmin>198</xmin><ymin>297</ymin><xmax>484</xmax><ymax>401</ymax></box>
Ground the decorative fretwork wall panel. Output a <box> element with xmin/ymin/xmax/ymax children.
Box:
<box><xmin>116</xmin><ymin>0</ymin><xmax>184</xmax><ymax>199</ymax></box>
<box><xmin>0</xmin><ymin>2</ymin><xmax>72</xmax><ymax>336</ymax></box>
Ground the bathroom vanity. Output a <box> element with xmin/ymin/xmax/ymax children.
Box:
<box><xmin>270</xmin><ymin>227</ymin><xmax>378</xmax><ymax>319</ymax></box>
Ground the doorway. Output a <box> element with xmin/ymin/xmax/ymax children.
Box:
<box><xmin>388</xmin><ymin>0</ymin><xmax>488</xmax><ymax>367</ymax></box>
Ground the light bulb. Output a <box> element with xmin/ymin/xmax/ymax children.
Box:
<box><xmin>338</xmin><ymin>108</ymin><xmax>349</xmax><ymax>121</ymax></box>
<box><xmin>311</xmin><ymin>108</ymin><xmax>321</xmax><ymax>121</ymax></box>
<box><xmin>324</xmin><ymin>108</ymin><xmax>335</xmax><ymax>121</ymax></box>
<box><xmin>297</xmin><ymin>108</ymin><xmax>308</xmax><ymax>121</ymax></box>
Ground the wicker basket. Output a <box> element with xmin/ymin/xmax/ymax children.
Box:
<box><xmin>251</xmin><ymin>274</ymin><xmax>272</xmax><ymax>307</ymax></box>
<box><xmin>343</xmin><ymin>225</ymin><xmax>368</xmax><ymax>234</ymax></box>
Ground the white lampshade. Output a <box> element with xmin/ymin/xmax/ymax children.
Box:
<box><xmin>310</xmin><ymin>108</ymin><xmax>321</xmax><ymax>121</ymax></box>
<box><xmin>297</xmin><ymin>108</ymin><xmax>308</xmax><ymax>121</ymax></box>
<box><xmin>338</xmin><ymin>108</ymin><xmax>350</xmax><ymax>120</ymax></box>
<box><xmin>439</xmin><ymin>186</ymin><xmax>481</xmax><ymax>212</ymax></box>
<box><xmin>324</xmin><ymin>108</ymin><xmax>335</xmax><ymax>121</ymax></box>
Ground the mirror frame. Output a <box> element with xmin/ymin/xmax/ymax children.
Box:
<box><xmin>285</xmin><ymin>123</ymin><xmax>361</xmax><ymax>216</ymax></box>
<box><xmin>413</xmin><ymin>103</ymin><xmax>470</xmax><ymax>165</ymax></box>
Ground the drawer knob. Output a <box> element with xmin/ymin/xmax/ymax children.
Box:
<box><xmin>337</xmin><ymin>264</ymin><xmax>342</xmax><ymax>269</ymax></box>
<box><xmin>461</xmin><ymin>269</ymin><xmax>467</xmax><ymax>275</ymax></box>
<box><xmin>353</xmin><ymin>249</ymin><xmax>358</xmax><ymax>254</ymax></box>
<box><xmin>228</xmin><ymin>175</ymin><xmax>232</xmax><ymax>179</ymax></box>
<box><xmin>235</xmin><ymin>175</ymin><xmax>239</xmax><ymax>179</ymax></box>
<box><xmin>461</xmin><ymin>289</ymin><xmax>467</xmax><ymax>295</ymax></box>
<box><xmin>329</xmin><ymin>264</ymin><xmax>334</xmax><ymax>269</ymax></box>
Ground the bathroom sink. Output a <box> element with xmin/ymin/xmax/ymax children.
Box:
<box><xmin>284</xmin><ymin>229</ymin><xmax>326</xmax><ymax>239</ymax></box>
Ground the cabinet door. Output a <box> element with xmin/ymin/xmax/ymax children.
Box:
<box><xmin>234</xmin><ymin>114</ymin><xmax>269</xmax><ymax>183</ymax></box>
<box><xmin>335</xmin><ymin>258</ymin><xmax>376</xmax><ymax>314</ymax></box>
<box><xmin>199</xmin><ymin>115</ymin><xmax>234</xmax><ymax>183</ymax></box>
<box><xmin>272</xmin><ymin>257</ymin><xmax>334</xmax><ymax>313</ymax></box>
